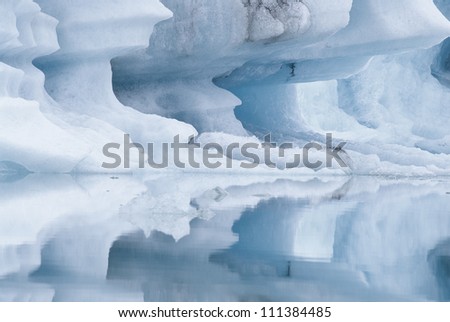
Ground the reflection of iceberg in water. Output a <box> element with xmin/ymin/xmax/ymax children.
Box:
<box><xmin>428</xmin><ymin>239</ymin><xmax>450</xmax><ymax>301</ymax></box>
<box><xmin>0</xmin><ymin>174</ymin><xmax>450</xmax><ymax>301</ymax></box>
<box><xmin>333</xmin><ymin>182</ymin><xmax>450</xmax><ymax>301</ymax></box>
<box><xmin>107</xmin><ymin>177</ymin><xmax>450</xmax><ymax>301</ymax></box>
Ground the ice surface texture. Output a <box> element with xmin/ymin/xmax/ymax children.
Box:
<box><xmin>1</xmin><ymin>0</ymin><xmax>450</xmax><ymax>174</ymax></box>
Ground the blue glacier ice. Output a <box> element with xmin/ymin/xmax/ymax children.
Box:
<box><xmin>1</xmin><ymin>0</ymin><xmax>450</xmax><ymax>302</ymax></box>
<box><xmin>0</xmin><ymin>0</ymin><xmax>449</xmax><ymax>174</ymax></box>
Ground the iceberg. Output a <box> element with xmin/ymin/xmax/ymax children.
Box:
<box><xmin>1</xmin><ymin>0</ymin><xmax>450</xmax><ymax>302</ymax></box>
<box><xmin>1</xmin><ymin>0</ymin><xmax>450</xmax><ymax>174</ymax></box>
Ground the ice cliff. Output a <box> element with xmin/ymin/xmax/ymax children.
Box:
<box><xmin>1</xmin><ymin>0</ymin><xmax>450</xmax><ymax>175</ymax></box>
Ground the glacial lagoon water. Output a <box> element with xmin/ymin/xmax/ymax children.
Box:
<box><xmin>0</xmin><ymin>173</ymin><xmax>449</xmax><ymax>302</ymax></box>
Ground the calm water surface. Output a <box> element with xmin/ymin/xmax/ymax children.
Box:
<box><xmin>1</xmin><ymin>173</ymin><xmax>449</xmax><ymax>301</ymax></box>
